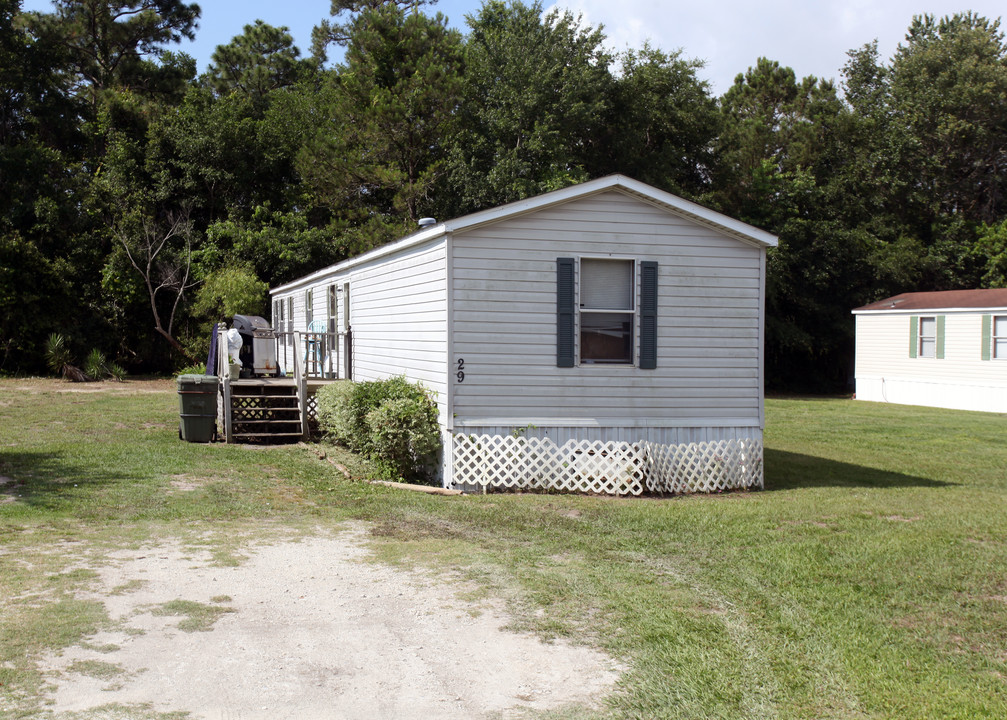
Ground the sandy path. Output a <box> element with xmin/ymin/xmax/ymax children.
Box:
<box><xmin>43</xmin><ymin>527</ymin><xmax>621</xmax><ymax>719</ymax></box>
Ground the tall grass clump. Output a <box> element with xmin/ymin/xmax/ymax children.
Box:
<box><xmin>316</xmin><ymin>377</ymin><xmax>440</xmax><ymax>483</ymax></box>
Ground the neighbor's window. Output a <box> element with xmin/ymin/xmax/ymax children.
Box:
<box><xmin>919</xmin><ymin>316</ymin><xmax>936</xmax><ymax>358</ymax></box>
<box><xmin>580</xmin><ymin>258</ymin><xmax>634</xmax><ymax>364</ymax></box>
<box><xmin>305</xmin><ymin>289</ymin><xmax>314</xmax><ymax>327</ymax></box>
<box><xmin>995</xmin><ymin>316</ymin><xmax>1007</xmax><ymax>359</ymax></box>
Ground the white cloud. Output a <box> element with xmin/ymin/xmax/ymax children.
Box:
<box><xmin>542</xmin><ymin>0</ymin><xmax>1006</xmax><ymax>95</ymax></box>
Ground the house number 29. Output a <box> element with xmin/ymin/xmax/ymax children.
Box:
<box><xmin>456</xmin><ymin>358</ymin><xmax>465</xmax><ymax>383</ymax></box>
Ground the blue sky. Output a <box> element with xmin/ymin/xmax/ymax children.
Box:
<box><xmin>19</xmin><ymin>1</ymin><xmax>1007</xmax><ymax>95</ymax></box>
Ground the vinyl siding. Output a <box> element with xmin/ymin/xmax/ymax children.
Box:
<box><xmin>449</xmin><ymin>190</ymin><xmax>764</xmax><ymax>426</ymax></box>
<box><xmin>270</xmin><ymin>238</ymin><xmax>449</xmax><ymax>422</ymax></box>
<box><xmin>854</xmin><ymin>311</ymin><xmax>1007</xmax><ymax>412</ymax></box>
<box><xmin>349</xmin><ymin>239</ymin><xmax>448</xmax><ymax>414</ymax></box>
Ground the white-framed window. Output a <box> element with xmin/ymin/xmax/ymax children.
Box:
<box><xmin>305</xmin><ymin>289</ymin><xmax>314</xmax><ymax>327</ymax></box>
<box><xmin>342</xmin><ymin>282</ymin><xmax>350</xmax><ymax>331</ymax></box>
<box><xmin>994</xmin><ymin>316</ymin><xmax>1007</xmax><ymax>359</ymax></box>
<box><xmin>579</xmin><ymin>258</ymin><xmax>635</xmax><ymax>365</ymax></box>
<box><xmin>918</xmin><ymin>316</ymin><xmax>936</xmax><ymax>358</ymax></box>
<box><xmin>327</xmin><ymin>285</ymin><xmax>337</xmax><ymax>335</ymax></box>
<box><xmin>275</xmin><ymin>298</ymin><xmax>286</xmax><ymax>347</ymax></box>
<box><xmin>286</xmin><ymin>296</ymin><xmax>294</xmax><ymax>338</ymax></box>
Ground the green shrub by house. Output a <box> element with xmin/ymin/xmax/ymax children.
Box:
<box><xmin>316</xmin><ymin>377</ymin><xmax>440</xmax><ymax>482</ymax></box>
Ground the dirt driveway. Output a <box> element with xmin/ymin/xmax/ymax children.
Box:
<box><xmin>42</xmin><ymin>526</ymin><xmax>621</xmax><ymax>719</ymax></box>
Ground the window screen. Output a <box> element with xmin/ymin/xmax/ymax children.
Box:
<box><xmin>327</xmin><ymin>285</ymin><xmax>337</xmax><ymax>335</ymax></box>
<box><xmin>919</xmin><ymin>316</ymin><xmax>936</xmax><ymax>358</ymax></box>
<box><xmin>580</xmin><ymin>259</ymin><xmax>633</xmax><ymax>310</ymax></box>
<box><xmin>286</xmin><ymin>297</ymin><xmax>294</xmax><ymax>338</ymax></box>
<box><xmin>580</xmin><ymin>259</ymin><xmax>634</xmax><ymax>364</ymax></box>
<box><xmin>995</xmin><ymin>316</ymin><xmax>1007</xmax><ymax>359</ymax></box>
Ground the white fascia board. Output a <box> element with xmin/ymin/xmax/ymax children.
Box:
<box><xmin>270</xmin><ymin>226</ymin><xmax>447</xmax><ymax>295</ymax></box>
<box><xmin>441</xmin><ymin>174</ymin><xmax>779</xmax><ymax>248</ymax></box>
<box><xmin>852</xmin><ymin>306</ymin><xmax>1007</xmax><ymax>315</ymax></box>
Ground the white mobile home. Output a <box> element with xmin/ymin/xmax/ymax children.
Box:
<box><xmin>271</xmin><ymin>175</ymin><xmax>778</xmax><ymax>494</ymax></box>
<box><xmin>853</xmin><ymin>289</ymin><xmax>1007</xmax><ymax>413</ymax></box>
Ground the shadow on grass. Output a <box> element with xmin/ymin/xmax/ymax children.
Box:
<box><xmin>0</xmin><ymin>450</ymin><xmax>127</xmax><ymax>511</ymax></box>
<box><xmin>765</xmin><ymin>448</ymin><xmax>953</xmax><ymax>491</ymax></box>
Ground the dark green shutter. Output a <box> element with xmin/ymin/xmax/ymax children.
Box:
<box><xmin>936</xmin><ymin>315</ymin><xmax>945</xmax><ymax>359</ymax></box>
<box><xmin>557</xmin><ymin>258</ymin><xmax>575</xmax><ymax>367</ymax></box>
<box><xmin>982</xmin><ymin>314</ymin><xmax>992</xmax><ymax>361</ymax></box>
<box><xmin>909</xmin><ymin>315</ymin><xmax>918</xmax><ymax>358</ymax></box>
<box><xmin>639</xmin><ymin>261</ymin><xmax>658</xmax><ymax>369</ymax></box>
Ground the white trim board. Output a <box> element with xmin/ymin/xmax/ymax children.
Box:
<box><xmin>853</xmin><ymin>307</ymin><xmax>1007</xmax><ymax>315</ymax></box>
<box><xmin>452</xmin><ymin>417</ymin><xmax>763</xmax><ymax>428</ymax></box>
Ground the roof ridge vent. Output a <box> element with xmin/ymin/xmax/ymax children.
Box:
<box><xmin>418</xmin><ymin>217</ymin><xmax>437</xmax><ymax>228</ymax></box>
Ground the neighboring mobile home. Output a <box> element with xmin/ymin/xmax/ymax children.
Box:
<box><xmin>271</xmin><ymin>175</ymin><xmax>778</xmax><ymax>494</ymax></box>
<box><xmin>852</xmin><ymin>289</ymin><xmax>1007</xmax><ymax>413</ymax></box>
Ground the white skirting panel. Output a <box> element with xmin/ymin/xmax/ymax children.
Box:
<box><xmin>447</xmin><ymin>425</ymin><xmax>763</xmax><ymax>496</ymax></box>
<box><xmin>855</xmin><ymin>376</ymin><xmax>1007</xmax><ymax>414</ymax></box>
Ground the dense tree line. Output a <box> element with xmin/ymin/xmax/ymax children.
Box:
<box><xmin>3</xmin><ymin>0</ymin><xmax>1007</xmax><ymax>389</ymax></box>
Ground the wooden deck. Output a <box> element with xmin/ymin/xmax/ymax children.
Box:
<box><xmin>229</xmin><ymin>377</ymin><xmax>342</xmax><ymax>391</ymax></box>
<box><xmin>215</xmin><ymin>326</ymin><xmax>348</xmax><ymax>443</ymax></box>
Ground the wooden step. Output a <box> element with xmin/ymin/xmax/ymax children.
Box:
<box><xmin>232</xmin><ymin>410</ymin><xmax>300</xmax><ymax>417</ymax></box>
<box><xmin>230</xmin><ymin>432</ymin><xmax>303</xmax><ymax>439</ymax></box>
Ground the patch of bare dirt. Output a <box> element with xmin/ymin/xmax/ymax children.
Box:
<box><xmin>166</xmin><ymin>475</ymin><xmax>209</xmax><ymax>493</ymax></box>
<box><xmin>41</xmin><ymin>526</ymin><xmax>622</xmax><ymax>719</ymax></box>
<box><xmin>7</xmin><ymin>378</ymin><xmax>172</xmax><ymax>395</ymax></box>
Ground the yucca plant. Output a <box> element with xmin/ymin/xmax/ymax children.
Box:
<box><xmin>106</xmin><ymin>361</ymin><xmax>126</xmax><ymax>381</ymax></box>
<box><xmin>82</xmin><ymin>347</ymin><xmax>126</xmax><ymax>381</ymax></box>
<box><xmin>83</xmin><ymin>348</ymin><xmax>107</xmax><ymax>381</ymax></box>
<box><xmin>44</xmin><ymin>333</ymin><xmax>87</xmax><ymax>382</ymax></box>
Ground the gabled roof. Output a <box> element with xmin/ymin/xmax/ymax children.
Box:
<box><xmin>273</xmin><ymin>174</ymin><xmax>777</xmax><ymax>294</ymax></box>
<box><xmin>437</xmin><ymin>174</ymin><xmax>778</xmax><ymax>248</ymax></box>
<box><xmin>853</xmin><ymin>289</ymin><xmax>1007</xmax><ymax>313</ymax></box>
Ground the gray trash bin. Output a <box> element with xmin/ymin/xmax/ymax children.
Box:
<box><xmin>177</xmin><ymin>374</ymin><xmax>218</xmax><ymax>442</ymax></box>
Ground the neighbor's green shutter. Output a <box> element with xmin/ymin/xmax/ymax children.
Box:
<box><xmin>982</xmin><ymin>314</ymin><xmax>992</xmax><ymax>361</ymax></box>
<box><xmin>909</xmin><ymin>315</ymin><xmax>918</xmax><ymax>358</ymax></box>
<box><xmin>557</xmin><ymin>258</ymin><xmax>576</xmax><ymax>367</ymax></box>
<box><xmin>639</xmin><ymin>261</ymin><xmax>658</xmax><ymax>369</ymax></box>
<box><xmin>936</xmin><ymin>315</ymin><xmax>945</xmax><ymax>359</ymax></box>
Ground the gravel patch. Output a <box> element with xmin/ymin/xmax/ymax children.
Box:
<box><xmin>42</xmin><ymin>526</ymin><xmax>621</xmax><ymax>719</ymax></box>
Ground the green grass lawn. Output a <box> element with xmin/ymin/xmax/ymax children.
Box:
<box><xmin>1</xmin><ymin>379</ymin><xmax>1005</xmax><ymax>719</ymax></box>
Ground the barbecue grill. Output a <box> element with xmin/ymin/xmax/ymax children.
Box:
<box><xmin>232</xmin><ymin>314</ymin><xmax>279</xmax><ymax>377</ymax></box>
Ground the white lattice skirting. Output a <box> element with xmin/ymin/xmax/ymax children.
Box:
<box><xmin>451</xmin><ymin>434</ymin><xmax>763</xmax><ymax>496</ymax></box>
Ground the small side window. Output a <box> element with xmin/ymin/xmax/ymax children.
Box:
<box><xmin>918</xmin><ymin>316</ymin><xmax>936</xmax><ymax>358</ymax></box>
<box><xmin>327</xmin><ymin>285</ymin><xmax>337</xmax><ymax>335</ymax></box>
<box><xmin>994</xmin><ymin>316</ymin><xmax>1007</xmax><ymax>359</ymax></box>
<box><xmin>287</xmin><ymin>297</ymin><xmax>294</xmax><ymax>339</ymax></box>
<box><xmin>278</xmin><ymin>298</ymin><xmax>286</xmax><ymax>347</ymax></box>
